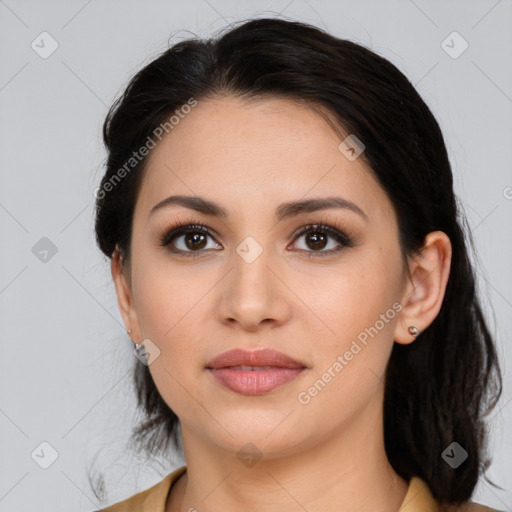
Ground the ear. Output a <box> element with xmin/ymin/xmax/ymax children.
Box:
<box><xmin>394</xmin><ymin>231</ymin><xmax>452</xmax><ymax>345</ymax></box>
<box><xmin>111</xmin><ymin>245</ymin><xmax>142</xmax><ymax>342</ymax></box>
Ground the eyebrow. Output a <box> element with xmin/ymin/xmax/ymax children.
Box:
<box><xmin>148</xmin><ymin>194</ymin><xmax>368</xmax><ymax>223</ymax></box>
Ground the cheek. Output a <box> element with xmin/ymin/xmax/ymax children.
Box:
<box><xmin>318</xmin><ymin>251</ymin><xmax>402</xmax><ymax>340</ymax></box>
<box><xmin>131</xmin><ymin>251</ymin><xmax>208</xmax><ymax>359</ymax></box>
<box><xmin>297</xmin><ymin>277</ymin><xmax>399</xmax><ymax>425</ymax></box>
<box><xmin>130</xmin><ymin>270</ymin><xmax>205</xmax><ymax>419</ymax></box>
<box><xmin>308</xmin><ymin>246</ymin><xmax>403</xmax><ymax>390</ymax></box>
<box><xmin>132</xmin><ymin>249</ymin><xmax>199</xmax><ymax>340</ymax></box>
<box><xmin>134</xmin><ymin>273</ymin><xmax>203</xmax><ymax>420</ymax></box>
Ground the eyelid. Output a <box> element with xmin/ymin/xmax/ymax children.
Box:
<box><xmin>291</xmin><ymin>222</ymin><xmax>352</xmax><ymax>246</ymax></box>
<box><xmin>159</xmin><ymin>221</ymin><xmax>219</xmax><ymax>248</ymax></box>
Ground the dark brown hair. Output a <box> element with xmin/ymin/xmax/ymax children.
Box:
<box><xmin>93</xmin><ymin>17</ymin><xmax>503</xmax><ymax>506</ymax></box>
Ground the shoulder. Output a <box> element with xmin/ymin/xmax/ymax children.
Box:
<box><xmin>407</xmin><ymin>477</ymin><xmax>503</xmax><ymax>512</ymax></box>
<box><xmin>96</xmin><ymin>465</ymin><xmax>187</xmax><ymax>512</ymax></box>
<box><xmin>447</xmin><ymin>502</ymin><xmax>505</xmax><ymax>512</ymax></box>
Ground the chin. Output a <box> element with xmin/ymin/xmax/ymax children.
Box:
<box><xmin>212</xmin><ymin>413</ymin><xmax>306</xmax><ymax>453</ymax></box>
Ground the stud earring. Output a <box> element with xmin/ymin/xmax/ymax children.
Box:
<box><xmin>408</xmin><ymin>325</ymin><xmax>421</xmax><ymax>337</ymax></box>
<box><xmin>127</xmin><ymin>329</ymin><xmax>145</xmax><ymax>358</ymax></box>
<box><xmin>133</xmin><ymin>341</ymin><xmax>145</xmax><ymax>357</ymax></box>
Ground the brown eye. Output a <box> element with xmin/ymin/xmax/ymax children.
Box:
<box><xmin>160</xmin><ymin>224</ymin><xmax>221</xmax><ymax>256</ymax></box>
<box><xmin>291</xmin><ymin>223</ymin><xmax>353</xmax><ymax>257</ymax></box>
<box><xmin>304</xmin><ymin>231</ymin><xmax>329</xmax><ymax>251</ymax></box>
<box><xmin>183</xmin><ymin>232</ymin><xmax>208</xmax><ymax>250</ymax></box>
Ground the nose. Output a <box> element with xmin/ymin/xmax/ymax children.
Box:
<box><xmin>215</xmin><ymin>246</ymin><xmax>292</xmax><ymax>332</ymax></box>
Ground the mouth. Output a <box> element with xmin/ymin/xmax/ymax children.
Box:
<box><xmin>206</xmin><ymin>348</ymin><xmax>307</xmax><ymax>396</ymax></box>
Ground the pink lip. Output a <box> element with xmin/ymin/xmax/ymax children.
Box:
<box><xmin>206</xmin><ymin>348</ymin><xmax>307</xmax><ymax>396</ymax></box>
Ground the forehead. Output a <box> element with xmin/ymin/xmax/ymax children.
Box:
<box><xmin>135</xmin><ymin>95</ymin><xmax>395</xmax><ymax>226</ymax></box>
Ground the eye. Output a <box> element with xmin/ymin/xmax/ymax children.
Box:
<box><xmin>159</xmin><ymin>222</ymin><xmax>221</xmax><ymax>257</ymax></box>
<box><xmin>290</xmin><ymin>223</ymin><xmax>353</xmax><ymax>258</ymax></box>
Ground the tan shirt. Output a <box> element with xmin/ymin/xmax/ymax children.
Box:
<box><xmin>98</xmin><ymin>465</ymin><xmax>502</xmax><ymax>512</ymax></box>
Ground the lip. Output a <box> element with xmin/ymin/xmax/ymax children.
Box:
<box><xmin>207</xmin><ymin>348</ymin><xmax>306</xmax><ymax>370</ymax></box>
<box><xmin>206</xmin><ymin>349</ymin><xmax>307</xmax><ymax>396</ymax></box>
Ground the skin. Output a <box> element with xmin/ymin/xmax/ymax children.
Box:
<box><xmin>111</xmin><ymin>95</ymin><xmax>452</xmax><ymax>512</ymax></box>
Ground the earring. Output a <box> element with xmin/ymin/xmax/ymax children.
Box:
<box><xmin>127</xmin><ymin>329</ymin><xmax>145</xmax><ymax>358</ymax></box>
<box><xmin>133</xmin><ymin>342</ymin><xmax>145</xmax><ymax>358</ymax></box>
<box><xmin>408</xmin><ymin>325</ymin><xmax>421</xmax><ymax>337</ymax></box>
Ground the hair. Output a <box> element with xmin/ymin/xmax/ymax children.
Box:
<box><xmin>93</xmin><ymin>17</ymin><xmax>503</xmax><ymax>507</ymax></box>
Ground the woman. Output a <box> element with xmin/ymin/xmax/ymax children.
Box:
<box><xmin>94</xmin><ymin>17</ymin><xmax>503</xmax><ymax>512</ymax></box>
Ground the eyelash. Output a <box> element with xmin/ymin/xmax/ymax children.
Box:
<box><xmin>158</xmin><ymin>219</ymin><xmax>354</xmax><ymax>259</ymax></box>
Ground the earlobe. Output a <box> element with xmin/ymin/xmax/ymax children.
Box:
<box><xmin>394</xmin><ymin>231</ymin><xmax>452</xmax><ymax>345</ymax></box>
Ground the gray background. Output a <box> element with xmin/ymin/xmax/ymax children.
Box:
<box><xmin>0</xmin><ymin>1</ymin><xmax>511</xmax><ymax>511</ymax></box>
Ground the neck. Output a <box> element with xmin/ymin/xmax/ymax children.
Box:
<box><xmin>166</xmin><ymin>394</ymin><xmax>408</xmax><ymax>512</ymax></box>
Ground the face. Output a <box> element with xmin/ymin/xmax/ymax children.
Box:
<box><xmin>117</xmin><ymin>95</ymin><xmax>410</xmax><ymax>459</ymax></box>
